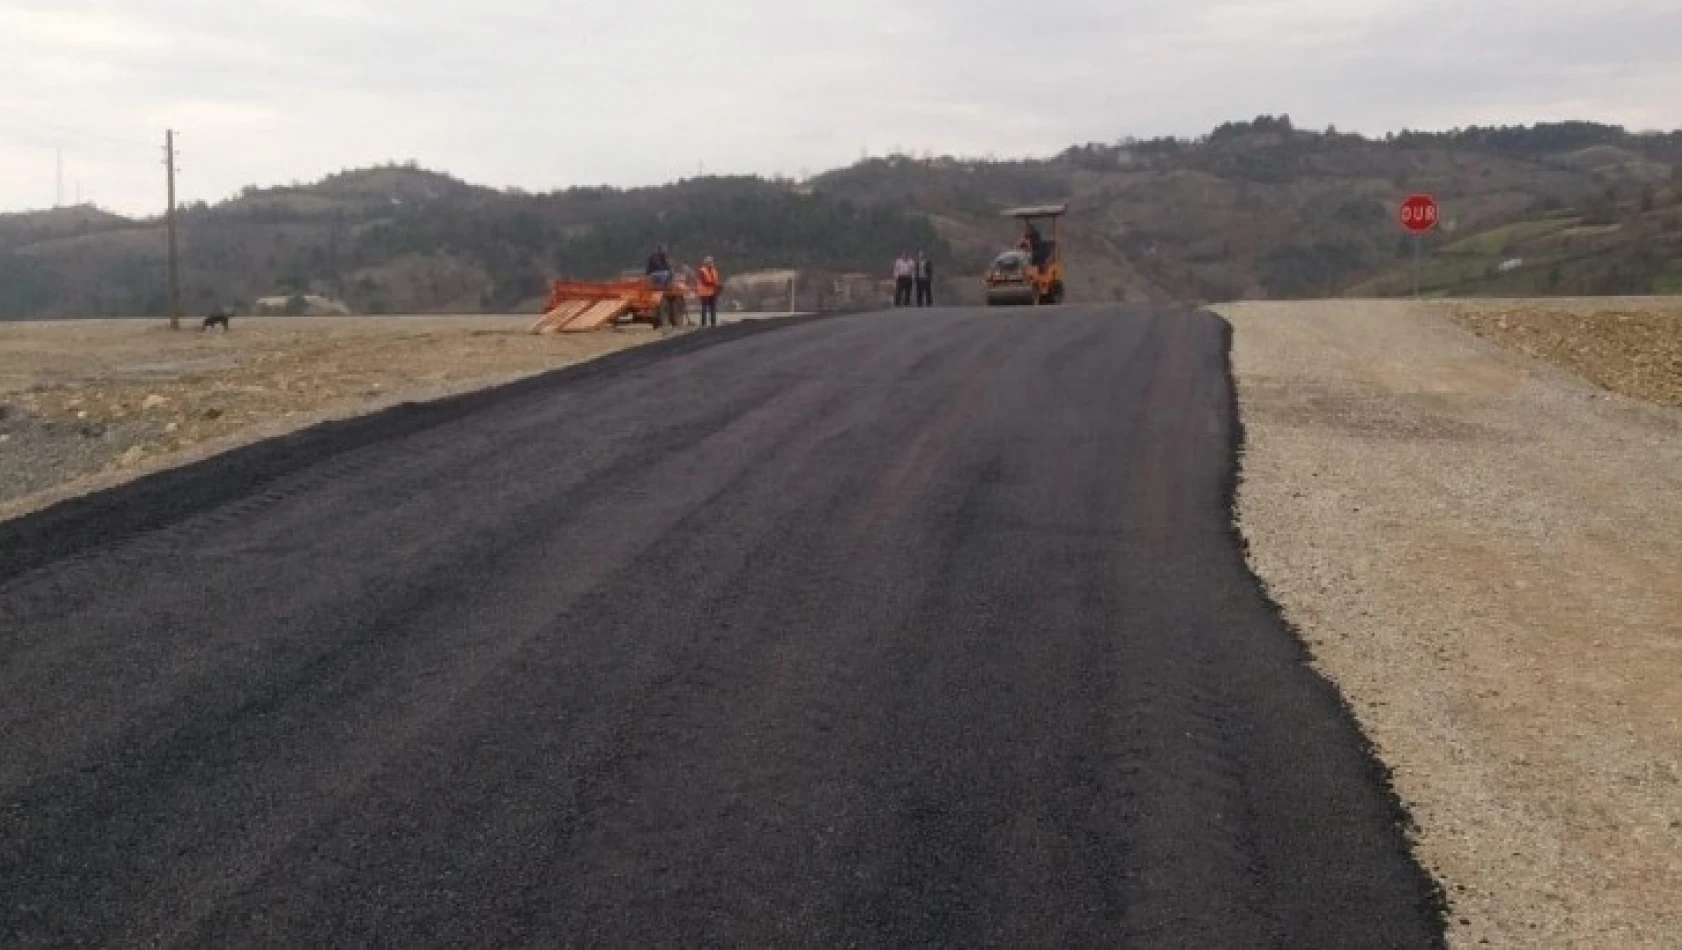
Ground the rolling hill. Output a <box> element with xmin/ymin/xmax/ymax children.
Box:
<box><xmin>2</xmin><ymin>119</ymin><xmax>1679</xmax><ymax>319</ymax></box>
<box><xmin>1348</xmin><ymin>143</ymin><xmax>1682</xmax><ymax>298</ymax></box>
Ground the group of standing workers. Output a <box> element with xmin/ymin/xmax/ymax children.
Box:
<box><xmin>892</xmin><ymin>252</ymin><xmax>935</xmax><ymax>307</ymax></box>
<box><xmin>646</xmin><ymin>244</ymin><xmax>723</xmax><ymax>328</ymax></box>
<box><xmin>642</xmin><ymin>242</ymin><xmax>945</xmax><ymax>322</ymax></box>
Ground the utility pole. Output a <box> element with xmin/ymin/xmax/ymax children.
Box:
<box><xmin>1412</xmin><ymin>234</ymin><xmax>1421</xmax><ymax>299</ymax></box>
<box><xmin>164</xmin><ymin>130</ymin><xmax>182</xmax><ymax>330</ymax></box>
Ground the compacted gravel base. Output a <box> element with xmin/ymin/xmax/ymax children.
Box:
<box><xmin>1222</xmin><ymin>300</ymin><xmax>1682</xmax><ymax>949</ymax></box>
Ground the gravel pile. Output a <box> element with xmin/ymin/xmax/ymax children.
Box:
<box><xmin>1456</xmin><ymin>299</ymin><xmax>1682</xmax><ymax>408</ymax></box>
<box><xmin>0</xmin><ymin>403</ymin><xmax>162</xmax><ymax>504</ymax></box>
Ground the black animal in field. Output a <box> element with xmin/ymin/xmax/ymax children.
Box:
<box><xmin>202</xmin><ymin>306</ymin><xmax>235</xmax><ymax>332</ymax></box>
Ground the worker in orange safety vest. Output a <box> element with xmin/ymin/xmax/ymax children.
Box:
<box><xmin>697</xmin><ymin>257</ymin><xmax>722</xmax><ymax>328</ymax></box>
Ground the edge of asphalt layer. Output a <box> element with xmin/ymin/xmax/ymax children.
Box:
<box><xmin>1210</xmin><ymin>311</ymin><xmax>1451</xmax><ymax>944</ymax></box>
<box><xmin>0</xmin><ymin>312</ymin><xmax>843</xmax><ymax>584</ymax></box>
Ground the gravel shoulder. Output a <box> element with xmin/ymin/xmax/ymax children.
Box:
<box><xmin>1220</xmin><ymin>300</ymin><xmax>1682</xmax><ymax>948</ymax></box>
<box><xmin>0</xmin><ymin>316</ymin><xmax>655</xmax><ymax>522</ymax></box>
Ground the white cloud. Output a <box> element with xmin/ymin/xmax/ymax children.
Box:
<box><xmin>0</xmin><ymin>0</ymin><xmax>1677</xmax><ymax>215</ymax></box>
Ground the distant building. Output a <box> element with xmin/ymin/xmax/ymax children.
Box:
<box><xmin>253</xmin><ymin>294</ymin><xmax>353</xmax><ymax>316</ymax></box>
<box><xmin>724</xmin><ymin>269</ymin><xmax>800</xmax><ymax>313</ymax></box>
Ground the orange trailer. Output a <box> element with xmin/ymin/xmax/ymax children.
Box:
<box><xmin>531</xmin><ymin>278</ymin><xmax>692</xmax><ymax>333</ymax></box>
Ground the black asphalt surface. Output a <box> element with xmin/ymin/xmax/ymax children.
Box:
<box><xmin>0</xmin><ymin>307</ymin><xmax>1444</xmax><ymax>948</ymax></box>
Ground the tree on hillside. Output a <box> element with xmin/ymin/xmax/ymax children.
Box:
<box><xmin>1260</xmin><ymin>242</ymin><xmax>1364</xmax><ymax>298</ymax></box>
<box><xmin>0</xmin><ymin>257</ymin><xmax>65</xmax><ymax>319</ymax></box>
<box><xmin>1396</xmin><ymin>121</ymin><xmax>1629</xmax><ymax>158</ymax></box>
<box><xmin>1210</xmin><ymin>115</ymin><xmax>1295</xmax><ymax>142</ymax></box>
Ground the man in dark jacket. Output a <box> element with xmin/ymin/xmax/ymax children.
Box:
<box><xmin>914</xmin><ymin>251</ymin><xmax>935</xmax><ymax>307</ymax></box>
<box><xmin>646</xmin><ymin>244</ymin><xmax>672</xmax><ymax>288</ymax></box>
<box><xmin>1019</xmin><ymin>225</ymin><xmax>1048</xmax><ymax>268</ymax></box>
<box><xmin>646</xmin><ymin>244</ymin><xmax>677</xmax><ymax>327</ymax></box>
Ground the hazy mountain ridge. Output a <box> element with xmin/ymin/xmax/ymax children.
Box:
<box><xmin>3</xmin><ymin>119</ymin><xmax>1679</xmax><ymax>318</ymax></box>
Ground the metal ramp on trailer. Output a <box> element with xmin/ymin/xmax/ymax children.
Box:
<box><xmin>530</xmin><ymin>299</ymin><xmax>633</xmax><ymax>334</ymax></box>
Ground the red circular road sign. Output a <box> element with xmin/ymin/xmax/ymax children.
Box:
<box><xmin>1400</xmin><ymin>194</ymin><xmax>1439</xmax><ymax>234</ymax></box>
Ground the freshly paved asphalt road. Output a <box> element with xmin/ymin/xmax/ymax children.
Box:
<box><xmin>0</xmin><ymin>307</ymin><xmax>1444</xmax><ymax>948</ymax></box>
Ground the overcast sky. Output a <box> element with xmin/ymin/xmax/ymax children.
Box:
<box><xmin>3</xmin><ymin>0</ymin><xmax>1680</xmax><ymax>216</ymax></box>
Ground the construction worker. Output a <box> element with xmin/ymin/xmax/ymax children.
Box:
<box><xmin>915</xmin><ymin>251</ymin><xmax>934</xmax><ymax>307</ymax></box>
<box><xmin>1023</xmin><ymin>225</ymin><xmax>1049</xmax><ymax>269</ymax></box>
<box><xmin>697</xmin><ymin>257</ymin><xmax>722</xmax><ymax>327</ymax></box>
<box><xmin>647</xmin><ymin>244</ymin><xmax>672</xmax><ymax>289</ymax></box>
<box><xmin>647</xmin><ymin>244</ymin><xmax>676</xmax><ymax>328</ymax></box>
<box><xmin>677</xmin><ymin>262</ymin><xmax>697</xmax><ymax>327</ymax></box>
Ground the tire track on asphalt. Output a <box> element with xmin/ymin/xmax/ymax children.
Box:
<box><xmin>171</xmin><ymin>321</ymin><xmax>1021</xmax><ymax>947</ymax></box>
<box><xmin>0</xmin><ymin>373</ymin><xmax>802</xmax><ymax>780</ymax></box>
<box><xmin>0</xmin><ymin>314</ymin><xmax>846</xmax><ymax>585</ymax></box>
<box><xmin>2</xmin><ymin>375</ymin><xmax>849</xmax><ymax>947</ymax></box>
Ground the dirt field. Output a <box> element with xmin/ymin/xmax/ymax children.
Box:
<box><xmin>0</xmin><ymin>316</ymin><xmax>655</xmax><ymax>520</ymax></box>
<box><xmin>1221</xmin><ymin>300</ymin><xmax>1682</xmax><ymax>948</ymax></box>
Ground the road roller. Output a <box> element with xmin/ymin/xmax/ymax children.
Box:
<box><xmin>984</xmin><ymin>204</ymin><xmax>1066</xmax><ymax>306</ymax></box>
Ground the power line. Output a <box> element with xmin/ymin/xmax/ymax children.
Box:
<box><xmin>0</xmin><ymin>125</ymin><xmax>68</xmax><ymax>153</ymax></box>
<box><xmin>0</xmin><ymin>128</ymin><xmax>156</xmax><ymax>168</ymax></box>
<box><xmin>0</xmin><ymin>105</ymin><xmax>155</xmax><ymax>150</ymax></box>
<box><xmin>165</xmin><ymin>129</ymin><xmax>182</xmax><ymax>330</ymax></box>
<box><xmin>0</xmin><ymin>111</ymin><xmax>166</xmax><ymax>212</ymax></box>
